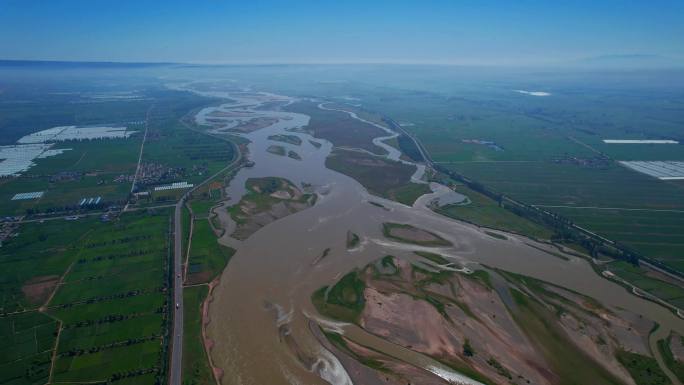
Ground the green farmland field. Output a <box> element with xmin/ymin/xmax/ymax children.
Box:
<box><xmin>443</xmin><ymin>161</ymin><xmax>684</xmax><ymax>271</ymax></box>
<box><xmin>0</xmin><ymin>209</ymin><xmax>172</xmax><ymax>385</ymax></box>
<box><xmin>445</xmin><ymin>162</ymin><xmax>684</xmax><ymax>209</ymax></box>
<box><xmin>0</xmin><ymin>136</ymin><xmax>141</xmax><ymax>216</ymax></box>
<box><xmin>606</xmin><ymin>261</ymin><xmax>684</xmax><ymax>309</ymax></box>
<box><xmin>186</xmin><ymin>219</ymin><xmax>234</xmax><ymax>285</ymax></box>
<box><xmin>48</xmin><ymin>209</ymin><xmax>171</xmax><ymax>384</ymax></box>
<box><xmin>553</xmin><ymin>207</ymin><xmax>684</xmax><ymax>271</ymax></box>
<box><xmin>0</xmin><ymin>312</ymin><xmax>57</xmax><ymax>385</ymax></box>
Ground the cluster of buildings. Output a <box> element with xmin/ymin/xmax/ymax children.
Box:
<box><xmin>134</xmin><ymin>162</ymin><xmax>186</xmax><ymax>189</ymax></box>
<box><xmin>11</xmin><ymin>191</ymin><xmax>45</xmax><ymax>200</ymax></box>
<box><xmin>79</xmin><ymin>196</ymin><xmax>102</xmax><ymax>206</ymax></box>
<box><xmin>50</xmin><ymin>171</ymin><xmax>82</xmax><ymax>183</ymax></box>
<box><xmin>154</xmin><ymin>181</ymin><xmax>193</xmax><ymax>191</ymax></box>
<box><xmin>114</xmin><ymin>174</ymin><xmax>135</xmax><ymax>184</ymax></box>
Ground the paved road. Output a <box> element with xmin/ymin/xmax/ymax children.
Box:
<box><xmin>8</xmin><ymin>204</ymin><xmax>176</xmax><ymax>224</ymax></box>
<box><xmin>533</xmin><ymin>205</ymin><xmax>684</xmax><ymax>213</ymax></box>
<box><xmin>384</xmin><ymin>117</ymin><xmax>434</xmax><ymax>167</ymax></box>
<box><xmin>130</xmin><ymin>105</ymin><xmax>153</xmax><ymax>195</ymax></box>
<box><xmin>169</xmin><ymin>136</ymin><xmax>242</xmax><ymax>385</ymax></box>
<box><xmin>169</xmin><ymin>195</ymin><xmax>185</xmax><ymax>385</ymax></box>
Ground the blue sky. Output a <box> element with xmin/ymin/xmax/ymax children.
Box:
<box><xmin>1</xmin><ymin>0</ymin><xmax>683</xmax><ymax>65</ymax></box>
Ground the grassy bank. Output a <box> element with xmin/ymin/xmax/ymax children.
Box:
<box><xmin>326</xmin><ymin>148</ymin><xmax>429</xmax><ymax>205</ymax></box>
<box><xmin>182</xmin><ymin>285</ymin><xmax>214</xmax><ymax>385</ymax></box>
<box><xmin>268</xmin><ymin>134</ymin><xmax>302</xmax><ymax>146</ymax></box>
<box><xmin>285</xmin><ymin>101</ymin><xmax>387</xmax><ymax>155</ymax></box>
<box><xmin>312</xmin><ymin>271</ymin><xmax>366</xmax><ymax>323</ymax></box>
<box><xmin>657</xmin><ymin>334</ymin><xmax>684</xmax><ymax>382</ymax></box>
<box><xmin>186</xmin><ymin>219</ymin><xmax>235</xmax><ymax>285</ymax></box>
<box><xmin>607</xmin><ymin>261</ymin><xmax>684</xmax><ymax>310</ymax></box>
<box><xmin>382</xmin><ymin>222</ymin><xmax>452</xmax><ymax>246</ymax></box>
<box><xmin>435</xmin><ymin>183</ymin><xmax>553</xmax><ymax>240</ymax></box>
<box><xmin>227</xmin><ymin>177</ymin><xmax>316</xmax><ymax>239</ymax></box>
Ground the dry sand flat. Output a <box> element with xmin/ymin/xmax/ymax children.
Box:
<box><xmin>313</xmin><ymin>322</ymin><xmax>452</xmax><ymax>385</ymax></box>
<box><xmin>334</xmin><ymin>257</ymin><xmax>645</xmax><ymax>384</ymax></box>
<box><xmin>21</xmin><ymin>275</ymin><xmax>60</xmax><ymax>305</ymax></box>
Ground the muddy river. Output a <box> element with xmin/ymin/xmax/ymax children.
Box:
<box><xmin>184</xmin><ymin>87</ymin><xmax>684</xmax><ymax>385</ymax></box>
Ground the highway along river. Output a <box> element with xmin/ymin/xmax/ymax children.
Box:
<box><xmin>182</xmin><ymin>86</ymin><xmax>684</xmax><ymax>385</ymax></box>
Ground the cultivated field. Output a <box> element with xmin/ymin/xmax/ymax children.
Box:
<box><xmin>0</xmin><ymin>210</ymin><xmax>172</xmax><ymax>385</ymax></box>
<box><xmin>443</xmin><ymin>162</ymin><xmax>684</xmax><ymax>269</ymax></box>
<box><xmin>186</xmin><ymin>219</ymin><xmax>234</xmax><ymax>285</ymax></box>
<box><xmin>0</xmin><ymin>78</ymin><xmax>239</xmax><ymax>385</ymax></box>
<box><xmin>0</xmin><ymin>85</ymin><xmax>152</xmax><ymax>146</ymax></box>
<box><xmin>0</xmin><ymin>137</ymin><xmax>141</xmax><ymax>216</ymax></box>
<box><xmin>445</xmin><ymin>162</ymin><xmax>684</xmax><ymax>209</ymax></box>
<box><xmin>552</xmin><ymin>207</ymin><xmax>684</xmax><ymax>271</ymax></box>
<box><xmin>48</xmin><ymin>210</ymin><xmax>171</xmax><ymax>384</ymax></box>
<box><xmin>0</xmin><ymin>87</ymin><xmax>229</xmax><ymax>217</ymax></box>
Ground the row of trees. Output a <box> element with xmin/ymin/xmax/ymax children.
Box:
<box><xmin>54</xmin><ymin>289</ymin><xmax>151</xmax><ymax>309</ymax></box>
<box><xmin>23</xmin><ymin>198</ymin><xmax>126</xmax><ymax>217</ymax></box>
<box><xmin>110</xmin><ymin>367</ymin><xmax>159</xmax><ymax>383</ymax></box>
<box><xmin>59</xmin><ymin>335</ymin><xmax>160</xmax><ymax>357</ymax></box>
<box><xmin>77</xmin><ymin>248</ymin><xmax>154</xmax><ymax>264</ymax></box>
<box><xmin>84</xmin><ymin>234</ymin><xmax>152</xmax><ymax>248</ymax></box>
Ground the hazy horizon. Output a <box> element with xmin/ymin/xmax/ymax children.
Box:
<box><xmin>1</xmin><ymin>1</ymin><xmax>683</xmax><ymax>68</ymax></box>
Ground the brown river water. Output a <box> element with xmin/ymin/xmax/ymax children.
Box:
<box><xmin>182</xmin><ymin>86</ymin><xmax>684</xmax><ymax>385</ymax></box>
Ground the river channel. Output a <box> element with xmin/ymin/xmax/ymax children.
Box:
<box><xmin>184</xmin><ymin>87</ymin><xmax>684</xmax><ymax>385</ymax></box>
